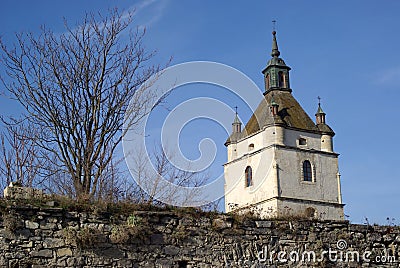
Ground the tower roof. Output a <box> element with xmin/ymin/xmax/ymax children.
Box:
<box><xmin>233</xmin><ymin>113</ymin><xmax>241</xmax><ymax>124</ymax></box>
<box><xmin>316</xmin><ymin>105</ymin><xmax>325</xmax><ymax>115</ymax></box>
<box><xmin>225</xmin><ymin>90</ymin><xmax>335</xmax><ymax>145</ymax></box>
<box><xmin>225</xmin><ymin>30</ymin><xmax>335</xmax><ymax>146</ymax></box>
<box><xmin>225</xmin><ymin>91</ymin><xmax>323</xmax><ymax>145</ymax></box>
<box><xmin>245</xmin><ymin>91</ymin><xmax>320</xmax><ymax>135</ymax></box>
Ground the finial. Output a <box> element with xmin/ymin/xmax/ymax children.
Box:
<box><xmin>271</xmin><ymin>21</ymin><xmax>280</xmax><ymax>58</ymax></box>
<box><xmin>316</xmin><ymin>96</ymin><xmax>325</xmax><ymax>115</ymax></box>
<box><xmin>234</xmin><ymin>106</ymin><xmax>238</xmax><ymax>115</ymax></box>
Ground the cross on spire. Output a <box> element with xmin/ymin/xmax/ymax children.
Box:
<box><xmin>316</xmin><ymin>96</ymin><xmax>325</xmax><ymax>118</ymax></box>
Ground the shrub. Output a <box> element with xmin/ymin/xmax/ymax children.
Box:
<box><xmin>63</xmin><ymin>226</ymin><xmax>102</xmax><ymax>249</ymax></box>
<box><xmin>2</xmin><ymin>213</ymin><xmax>22</xmax><ymax>232</ymax></box>
<box><xmin>110</xmin><ymin>214</ymin><xmax>150</xmax><ymax>244</ymax></box>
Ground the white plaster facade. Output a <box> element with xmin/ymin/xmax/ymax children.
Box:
<box><xmin>224</xmin><ymin>31</ymin><xmax>344</xmax><ymax>221</ymax></box>
<box><xmin>224</xmin><ymin>126</ymin><xmax>344</xmax><ymax>220</ymax></box>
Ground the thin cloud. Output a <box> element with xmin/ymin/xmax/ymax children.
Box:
<box><xmin>122</xmin><ymin>0</ymin><xmax>168</xmax><ymax>29</ymax></box>
<box><xmin>136</xmin><ymin>0</ymin><xmax>159</xmax><ymax>13</ymax></box>
<box><xmin>100</xmin><ymin>0</ymin><xmax>164</xmax><ymax>32</ymax></box>
<box><xmin>136</xmin><ymin>0</ymin><xmax>168</xmax><ymax>29</ymax></box>
<box><xmin>55</xmin><ymin>0</ymin><xmax>168</xmax><ymax>37</ymax></box>
<box><xmin>121</xmin><ymin>0</ymin><xmax>157</xmax><ymax>20</ymax></box>
<box><xmin>376</xmin><ymin>67</ymin><xmax>400</xmax><ymax>88</ymax></box>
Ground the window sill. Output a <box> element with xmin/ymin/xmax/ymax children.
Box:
<box><xmin>300</xmin><ymin>181</ymin><xmax>315</xmax><ymax>185</ymax></box>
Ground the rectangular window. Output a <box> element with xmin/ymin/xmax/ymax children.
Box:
<box><xmin>299</xmin><ymin>138</ymin><xmax>307</xmax><ymax>146</ymax></box>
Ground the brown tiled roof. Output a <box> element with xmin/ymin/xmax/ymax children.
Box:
<box><xmin>245</xmin><ymin>90</ymin><xmax>319</xmax><ymax>135</ymax></box>
<box><xmin>225</xmin><ymin>90</ymin><xmax>334</xmax><ymax>145</ymax></box>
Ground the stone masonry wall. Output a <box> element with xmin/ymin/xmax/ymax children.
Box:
<box><xmin>0</xmin><ymin>203</ymin><xmax>399</xmax><ymax>268</ymax></box>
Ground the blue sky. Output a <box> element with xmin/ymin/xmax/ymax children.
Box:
<box><xmin>1</xmin><ymin>0</ymin><xmax>400</xmax><ymax>224</ymax></box>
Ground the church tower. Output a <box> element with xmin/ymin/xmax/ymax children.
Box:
<box><xmin>224</xmin><ymin>31</ymin><xmax>344</xmax><ymax>220</ymax></box>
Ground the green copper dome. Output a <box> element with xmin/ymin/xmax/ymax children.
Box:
<box><xmin>266</xmin><ymin>57</ymin><xmax>288</xmax><ymax>68</ymax></box>
<box><xmin>262</xmin><ymin>31</ymin><xmax>291</xmax><ymax>93</ymax></box>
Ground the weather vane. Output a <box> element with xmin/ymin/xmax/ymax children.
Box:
<box><xmin>234</xmin><ymin>106</ymin><xmax>238</xmax><ymax>114</ymax></box>
<box><xmin>318</xmin><ymin>96</ymin><xmax>321</xmax><ymax>106</ymax></box>
<box><xmin>272</xmin><ymin>20</ymin><xmax>277</xmax><ymax>31</ymax></box>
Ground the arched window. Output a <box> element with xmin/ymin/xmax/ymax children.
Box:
<box><xmin>248</xmin><ymin>143</ymin><xmax>254</xmax><ymax>151</ymax></box>
<box><xmin>265</xmin><ymin>73</ymin><xmax>270</xmax><ymax>89</ymax></box>
<box><xmin>245</xmin><ymin>166</ymin><xmax>253</xmax><ymax>187</ymax></box>
<box><xmin>303</xmin><ymin>160</ymin><xmax>312</xmax><ymax>182</ymax></box>
<box><xmin>278</xmin><ymin>71</ymin><xmax>284</xmax><ymax>88</ymax></box>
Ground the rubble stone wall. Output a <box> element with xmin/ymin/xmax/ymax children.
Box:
<box><xmin>0</xmin><ymin>204</ymin><xmax>399</xmax><ymax>268</ymax></box>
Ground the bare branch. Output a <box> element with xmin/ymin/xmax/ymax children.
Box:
<box><xmin>0</xmin><ymin>9</ymin><xmax>163</xmax><ymax>199</ymax></box>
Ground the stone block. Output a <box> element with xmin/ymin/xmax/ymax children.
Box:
<box><xmin>40</xmin><ymin>222</ymin><xmax>57</xmax><ymax>230</ymax></box>
<box><xmin>57</xmin><ymin>248</ymin><xmax>73</xmax><ymax>257</ymax></box>
<box><xmin>164</xmin><ymin>245</ymin><xmax>180</xmax><ymax>255</ymax></box>
<box><xmin>101</xmin><ymin>247</ymin><xmax>124</xmax><ymax>258</ymax></box>
<box><xmin>21</xmin><ymin>241</ymin><xmax>34</xmax><ymax>248</ymax></box>
<box><xmin>212</xmin><ymin>218</ymin><xmax>232</xmax><ymax>229</ymax></box>
<box><xmin>31</xmin><ymin>249</ymin><xmax>53</xmax><ymax>258</ymax></box>
<box><xmin>150</xmin><ymin>233</ymin><xmax>164</xmax><ymax>245</ymax></box>
<box><xmin>25</xmin><ymin>220</ymin><xmax>39</xmax><ymax>229</ymax></box>
<box><xmin>44</xmin><ymin>238</ymin><xmax>65</xmax><ymax>248</ymax></box>
<box><xmin>255</xmin><ymin>221</ymin><xmax>272</xmax><ymax>228</ymax></box>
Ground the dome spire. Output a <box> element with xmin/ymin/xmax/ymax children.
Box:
<box><xmin>271</xmin><ymin>20</ymin><xmax>280</xmax><ymax>57</ymax></box>
<box><xmin>271</xmin><ymin>30</ymin><xmax>280</xmax><ymax>57</ymax></box>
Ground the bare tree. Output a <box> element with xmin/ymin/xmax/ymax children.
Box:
<box><xmin>0</xmin><ymin>9</ymin><xmax>162</xmax><ymax>199</ymax></box>
<box><xmin>129</xmin><ymin>144</ymin><xmax>210</xmax><ymax>206</ymax></box>
<box><xmin>0</xmin><ymin>121</ymin><xmax>44</xmax><ymax>190</ymax></box>
<box><xmin>95</xmin><ymin>155</ymin><xmax>130</xmax><ymax>202</ymax></box>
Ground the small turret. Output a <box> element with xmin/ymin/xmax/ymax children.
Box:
<box><xmin>315</xmin><ymin>99</ymin><xmax>326</xmax><ymax>125</ymax></box>
<box><xmin>270</xmin><ymin>95</ymin><xmax>279</xmax><ymax>116</ymax></box>
<box><xmin>269</xmin><ymin>96</ymin><xmax>284</xmax><ymax>146</ymax></box>
<box><xmin>315</xmin><ymin>98</ymin><xmax>335</xmax><ymax>152</ymax></box>
<box><xmin>225</xmin><ymin>107</ymin><xmax>242</xmax><ymax>161</ymax></box>
<box><xmin>232</xmin><ymin>111</ymin><xmax>242</xmax><ymax>134</ymax></box>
